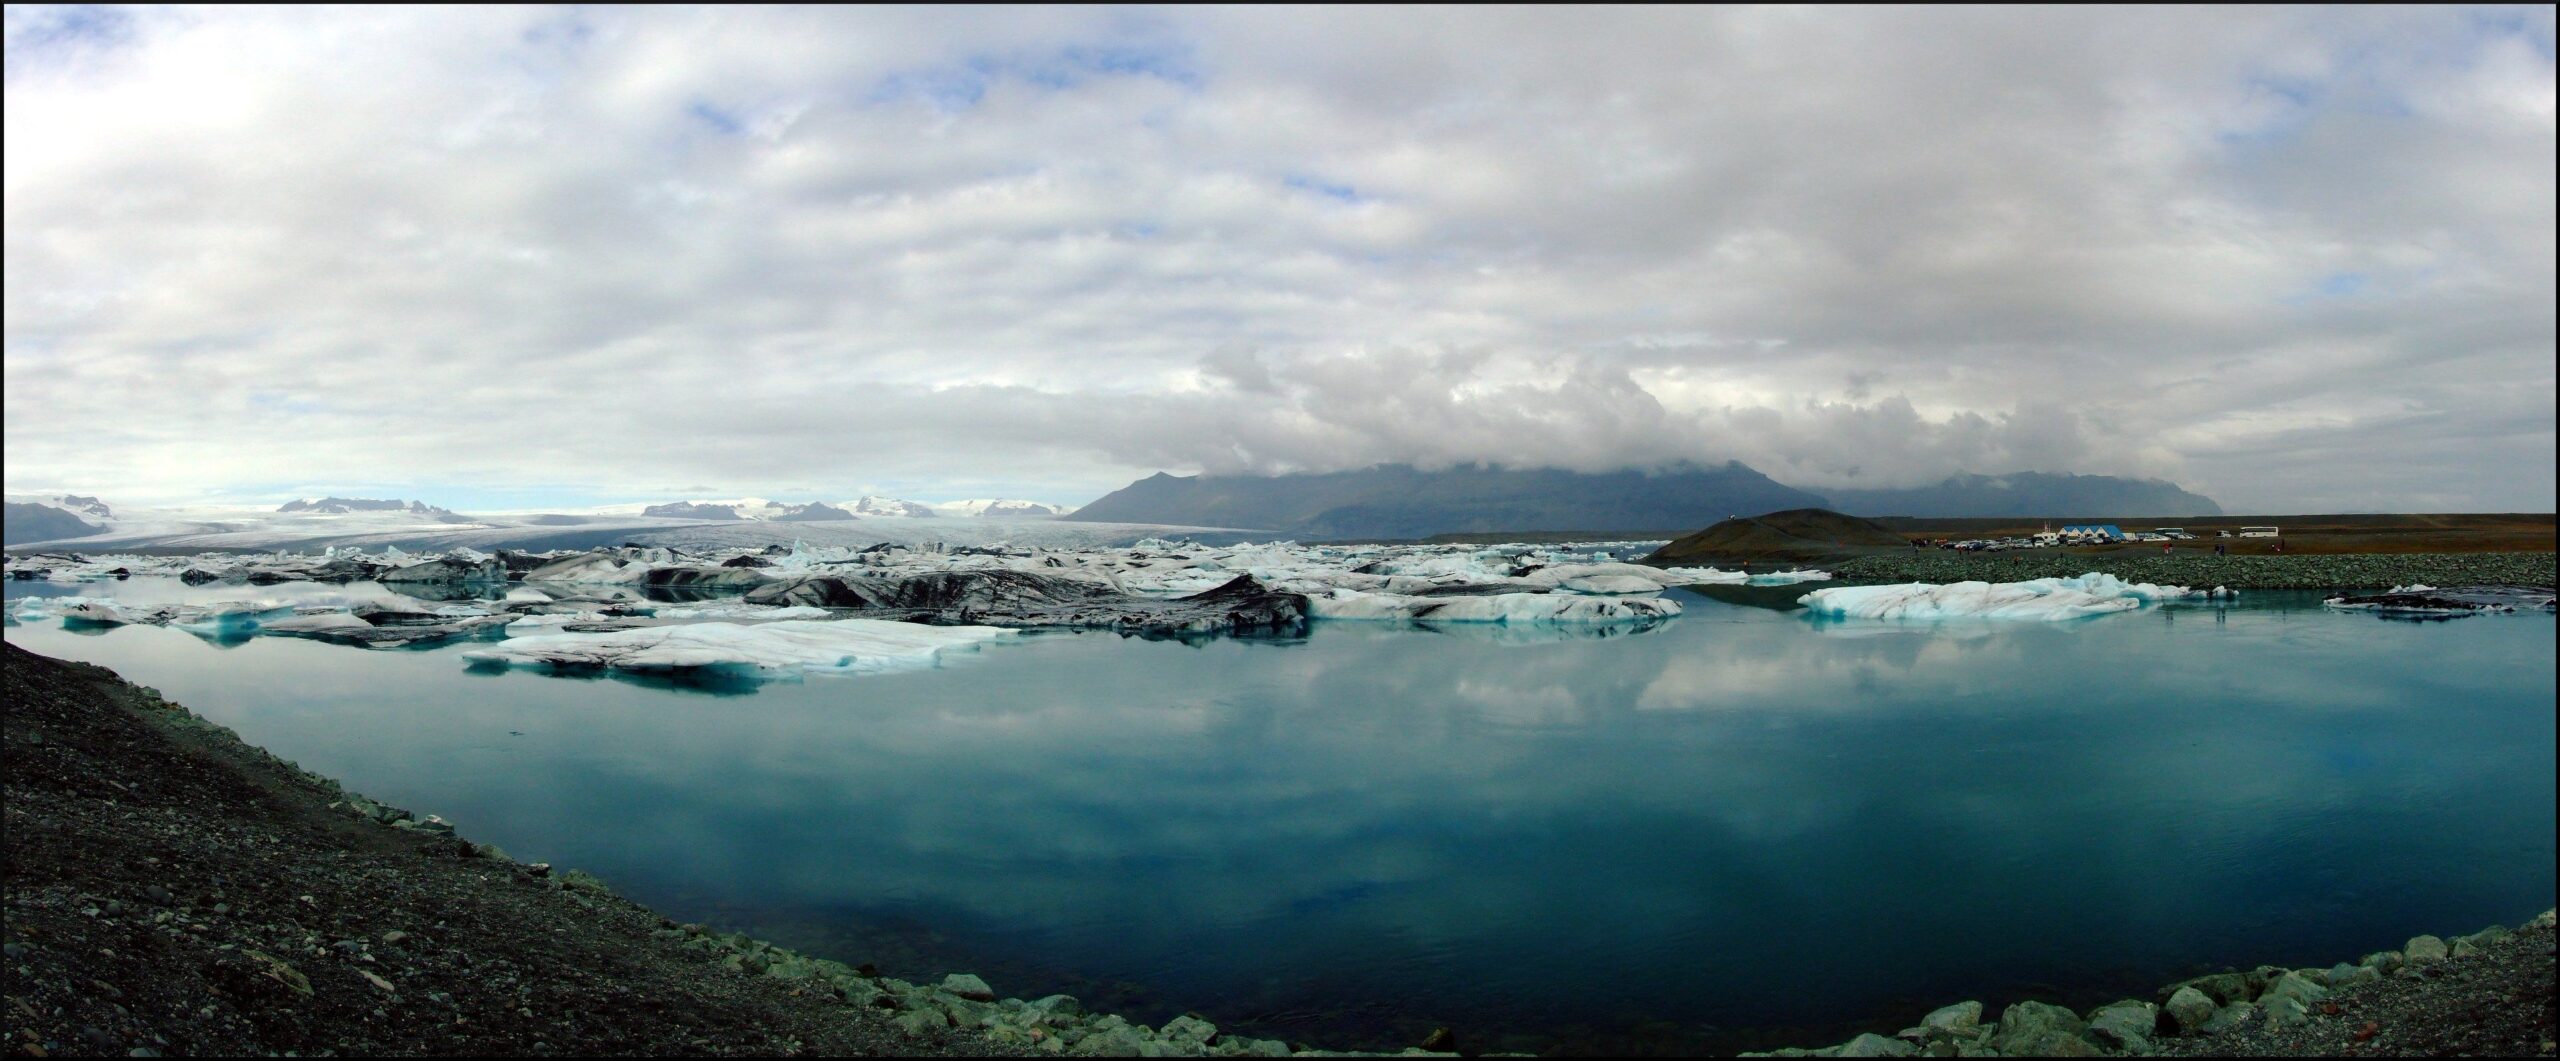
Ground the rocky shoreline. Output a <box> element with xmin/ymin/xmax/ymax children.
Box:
<box><xmin>1821</xmin><ymin>552</ymin><xmax>2556</xmax><ymax>591</ymax></box>
<box><xmin>1748</xmin><ymin>912</ymin><xmax>2556</xmax><ymax>1058</ymax></box>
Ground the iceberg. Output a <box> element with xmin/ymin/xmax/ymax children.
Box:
<box><xmin>1308</xmin><ymin>589</ymin><xmax>1682</xmax><ymax>625</ymax></box>
<box><xmin>1797</xmin><ymin>573</ymin><xmax>2193</xmax><ymax>622</ymax></box>
<box><xmin>460</xmin><ymin>619</ymin><xmax>1014</xmax><ymax>679</ymax></box>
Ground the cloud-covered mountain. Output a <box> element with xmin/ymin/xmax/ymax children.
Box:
<box><xmin>1068</xmin><ymin>465</ymin><xmax>2223</xmax><ymax>538</ymax></box>
<box><xmin>1066</xmin><ymin>463</ymin><xmax>1830</xmax><ymax>538</ymax></box>
<box><xmin>1823</xmin><ymin>473</ymin><xmax>2224</xmax><ymax>518</ymax></box>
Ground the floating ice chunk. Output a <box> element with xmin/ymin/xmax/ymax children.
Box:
<box><xmin>1530</xmin><ymin>562</ymin><xmax>1834</xmax><ymax>589</ymax></box>
<box><xmin>257</xmin><ymin>612</ymin><xmax>376</xmax><ymax>634</ymax></box>
<box><xmin>645</xmin><ymin>603</ymin><xmax>830</xmax><ymax>620</ymax></box>
<box><xmin>58</xmin><ymin>600</ymin><xmax>145</xmax><ymax>625</ymax></box>
<box><xmin>523</xmin><ymin>553</ymin><xmax>650</xmax><ymax>584</ymax></box>
<box><xmin>1553</xmin><ymin>575</ymin><xmax>1667</xmax><ymax>596</ymax></box>
<box><xmin>1309</xmin><ymin>589</ymin><xmax>1681</xmax><ymax>624</ymax></box>
<box><xmin>460</xmin><ymin>619</ymin><xmax>1014</xmax><ymax>679</ymax></box>
<box><xmin>1798</xmin><ymin>573</ymin><xmax>2192</xmax><ymax>621</ymax></box>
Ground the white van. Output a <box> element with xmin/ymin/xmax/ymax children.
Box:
<box><xmin>2237</xmin><ymin>526</ymin><xmax>2280</xmax><ymax>538</ymax></box>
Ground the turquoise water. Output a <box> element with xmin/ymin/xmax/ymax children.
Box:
<box><xmin>6</xmin><ymin>581</ymin><xmax>2553</xmax><ymax>1053</ymax></box>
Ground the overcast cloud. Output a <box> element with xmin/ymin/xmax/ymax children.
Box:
<box><xmin>5</xmin><ymin>6</ymin><xmax>2552</xmax><ymax>510</ymax></box>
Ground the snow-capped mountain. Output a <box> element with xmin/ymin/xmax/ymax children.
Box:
<box><xmin>624</xmin><ymin>497</ymin><xmax>1070</xmax><ymax>520</ymax></box>
<box><xmin>46</xmin><ymin>494</ymin><xmax>114</xmax><ymax>519</ymax></box>
<box><xmin>4</xmin><ymin>495</ymin><xmax>112</xmax><ymax>545</ymax></box>
<box><xmin>932</xmin><ymin>499</ymin><xmax>1073</xmax><ymax>518</ymax></box>
<box><xmin>635</xmin><ymin>498</ymin><xmax>856</xmax><ymax>521</ymax></box>
<box><xmin>848</xmin><ymin>495</ymin><xmax>935</xmax><ymax>518</ymax></box>
<box><xmin>279</xmin><ymin>497</ymin><xmax>458</xmax><ymax>518</ymax></box>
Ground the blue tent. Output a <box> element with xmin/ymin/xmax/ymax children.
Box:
<box><xmin>2059</xmin><ymin>524</ymin><xmax>2124</xmax><ymax>540</ymax></box>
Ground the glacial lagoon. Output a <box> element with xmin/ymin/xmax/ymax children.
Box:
<box><xmin>5</xmin><ymin>579</ymin><xmax>2552</xmax><ymax>1054</ymax></box>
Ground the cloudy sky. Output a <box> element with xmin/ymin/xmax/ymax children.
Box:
<box><xmin>5</xmin><ymin>6</ymin><xmax>2552</xmax><ymax>512</ymax></box>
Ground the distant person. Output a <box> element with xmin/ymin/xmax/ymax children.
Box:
<box><xmin>2214</xmin><ymin>542</ymin><xmax>2226</xmax><ymax>557</ymax></box>
<box><xmin>2163</xmin><ymin>542</ymin><xmax>2173</xmax><ymax>556</ymax></box>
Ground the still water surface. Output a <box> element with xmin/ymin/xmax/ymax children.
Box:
<box><xmin>7</xmin><ymin>581</ymin><xmax>2552</xmax><ymax>1053</ymax></box>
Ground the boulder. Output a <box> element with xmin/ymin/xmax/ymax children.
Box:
<box><xmin>2164</xmin><ymin>972</ymin><xmax>2254</xmax><ymax>1006</ymax></box>
<box><xmin>2257</xmin><ymin>971</ymin><xmax>2327</xmax><ymax>1008</ymax></box>
<box><xmin>1160</xmin><ymin>1015</ymin><xmax>1219</xmax><ymax>1046</ymax></box>
<box><xmin>2085</xmin><ymin>1001</ymin><xmax>2157</xmax><ymax>1053</ymax></box>
<box><xmin>2402</xmin><ymin>935</ymin><xmax>2449</xmax><ymax>963</ymax></box>
<box><xmin>1921</xmin><ymin>1001</ymin><xmax>1983</xmax><ymax>1037</ymax></box>
<box><xmin>939</xmin><ymin>973</ymin><xmax>997</xmax><ymax>1002</ymax></box>
<box><xmin>1989</xmin><ymin>1001</ymin><xmax>2094</xmax><ymax>1056</ymax></box>
<box><xmin>2198</xmin><ymin>1002</ymin><xmax>2257</xmax><ymax>1035</ymax></box>
<box><xmin>2163</xmin><ymin>987</ymin><xmax>2216</xmax><ymax>1033</ymax></box>
<box><xmin>1838</xmin><ymin>1032</ymin><xmax>1917</xmax><ymax>1057</ymax></box>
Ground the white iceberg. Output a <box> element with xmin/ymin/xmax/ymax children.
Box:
<box><xmin>1798</xmin><ymin>573</ymin><xmax>2194</xmax><ymax>622</ymax></box>
<box><xmin>460</xmin><ymin>619</ymin><xmax>1014</xmax><ymax>679</ymax></box>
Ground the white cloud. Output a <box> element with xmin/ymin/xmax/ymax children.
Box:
<box><xmin>4</xmin><ymin>6</ymin><xmax>2551</xmax><ymax>510</ymax></box>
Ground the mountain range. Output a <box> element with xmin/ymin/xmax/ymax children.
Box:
<box><xmin>1064</xmin><ymin>463</ymin><xmax>2222</xmax><ymax>538</ymax></box>
<box><xmin>628</xmin><ymin>497</ymin><xmax>1071</xmax><ymax>521</ymax></box>
<box><xmin>278</xmin><ymin>497</ymin><xmax>464</xmax><ymax>520</ymax></box>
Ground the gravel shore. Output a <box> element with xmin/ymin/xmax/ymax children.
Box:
<box><xmin>1822</xmin><ymin>551</ymin><xmax>2556</xmax><ymax>590</ymax></box>
<box><xmin>0</xmin><ymin>643</ymin><xmax>1341</xmax><ymax>1058</ymax></box>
